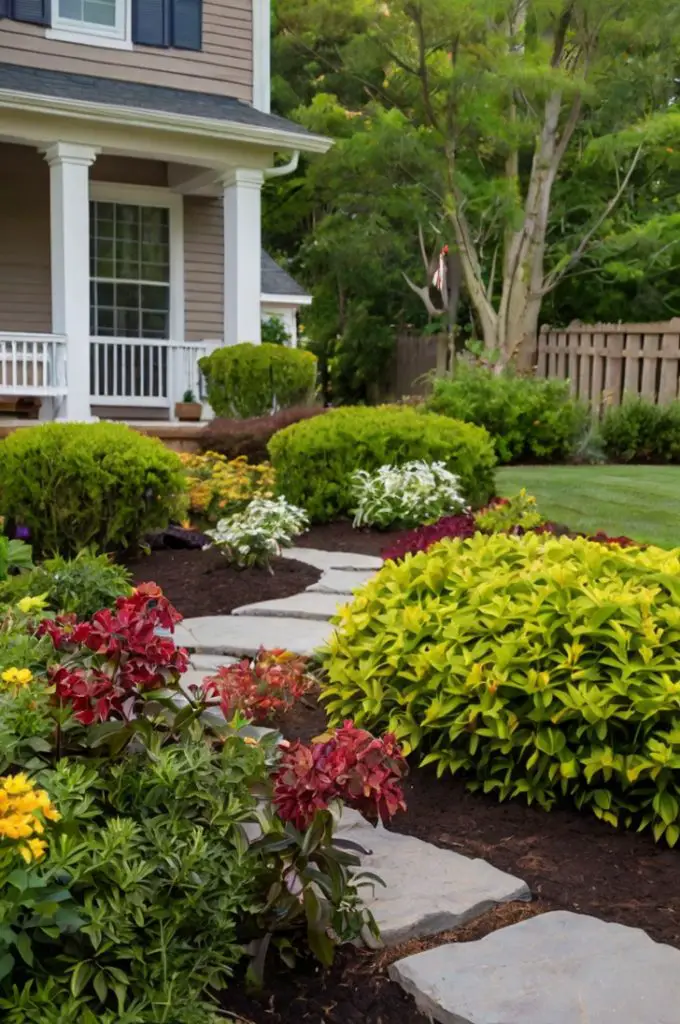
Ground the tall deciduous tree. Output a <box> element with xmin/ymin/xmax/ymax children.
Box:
<box><xmin>350</xmin><ymin>0</ymin><xmax>680</xmax><ymax>365</ymax></box>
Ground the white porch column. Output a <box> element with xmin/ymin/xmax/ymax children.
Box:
<box><xmin>43</xmin><ymin>142</ymin><xmax>99</xmax><ymax>421</ymax></box>
<box><xmin>222</xmin><ymin>168</ymin><xmax>264</xmax><ymax>346</ymax></box>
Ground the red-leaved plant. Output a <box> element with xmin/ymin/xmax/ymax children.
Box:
<box><xmin>273</xmin><ymin>721</ymin><xmax>407</xmax><ymax>830</ymax></box>
<box><xmin>381</xmin><ymin>513</ymin><xmax>476</xmax><ymax>562</ymax></box>
<box><xmin>38</xmin><ymin>582</ymin><xmax>188</xmax><ymax>725</ymax></box>
<box><xmin>201</xmin><ymin>648</ymin><xmax>313</xmax><ymax>723</ymax></box>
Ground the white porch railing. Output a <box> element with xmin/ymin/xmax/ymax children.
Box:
<box><xmin>0</xmin><ymin>333</ymin><xmax>68</xmax><ymax>396</ymax></box>
<box><xmin>90</xmin><ymin>338</ymin><xmax>219</xmax><ymax>409</ymax></box>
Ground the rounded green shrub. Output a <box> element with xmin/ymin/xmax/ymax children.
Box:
<box><xmin>600</xmin><ymin>398</ymin><xmax>680</xmax><ymax>463</ymax></box>
<box><xmin>322</xmin><ymin>532</ymin><xmax>680</xmax><ymax>845</ymax></box>
<box><xmin>199</xmin><ymin>343</ymin><xmax>317</xmax><ymax>419</ymax></box>
<box><xmin>0</xmin><ymin>423</ymin><xmax>186</xmax><ymax>556</ymax></box>
<box><xmin>267</xmin><ymin>406</ymin><xmax>496</xmax><ymax>522</ymax></box>
<box><xmin>426</xmin><ymin>363</ymin><xmax>589</xmax><ymax>464</ymax></box>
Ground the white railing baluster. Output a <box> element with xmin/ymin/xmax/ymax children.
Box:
<box><xmin>0</xmin><ymin>333</ymin><xmax>67</xmax><ymax>399</ymax></box>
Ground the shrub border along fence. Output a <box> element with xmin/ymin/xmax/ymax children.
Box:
<box><xmin>536</xmin><ymin>320</ymin><xmax>680</xmax><ymax>413</ymax></box>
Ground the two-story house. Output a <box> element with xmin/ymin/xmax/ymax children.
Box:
<box><xmin>0</xmin><ymin>0</ymin><xmax>328</xmax><ymax>420</ymax></box>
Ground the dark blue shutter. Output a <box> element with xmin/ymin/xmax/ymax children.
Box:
<box><xmin>132</xmin><ymin>0</ymin><xmax>170</xmax><ymax>47</ymax></box>
<box><xmin>11</xmin><ymin>0</ymin><xmax>50</xmax><ymax>24</ymax></box>
<box><xmin>171</xmin><ymin>0</ymin><xmax>201</xmax><ymax>50</ymax></box>
<box><xmin>0</xmin><ymin>0</ymin><xmax>8</xmax><ymax>18</ymax></box>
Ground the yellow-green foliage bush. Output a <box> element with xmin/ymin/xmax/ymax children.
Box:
<box><xmin>322</xmin><ymin>532</ymin><xmax>680</xmax><ymax>845</ymax></box>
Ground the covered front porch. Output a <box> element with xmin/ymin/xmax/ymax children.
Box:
<box><xmin>0</xmin><ymin>68</ymin><xmax>327</xmax><ymax>421</ymax></box>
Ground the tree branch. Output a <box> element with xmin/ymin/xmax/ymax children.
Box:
<box><xmin>542</xmin><ymin>144</ymin><xmax>644</xmax><ymax>294</ymax></box>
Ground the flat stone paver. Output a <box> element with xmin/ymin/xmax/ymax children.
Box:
<box><xmin>232</xmin><ymin>592</ymin><xmax>349</xmax><ymax>621</ymax></box>
<box><xmin>189</xmin><ymin>653</ymin><xmax>239</xmax><ymax>672</ymax></box>
<box><xmin>175</xmin><ymin>615</ymin><xmax>336</xmax><ymax>658</ymax></box>
<box><xmin>389</xmin><ymin>911</ymin><xmax>680</xmax><ymax>1024</ymax></box>
<box><xmin>284</xmin><ymin>547</ymin><xmax>382</xmax><ymax>572</ymax></box>
<box><xmin>307</xmin><ymin>568</ymin><xmax>376</xmax><ymax>594</ymax></box>
<box><xmin>335</xmin><ymin>811</ymin><xmax>530</xmax><ymax>947</ymax></box>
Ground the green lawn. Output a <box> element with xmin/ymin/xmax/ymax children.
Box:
<box><xmin>497</xmin><ymin>465</ymin><xmax>680</xmax><ymax>549</ymax></box>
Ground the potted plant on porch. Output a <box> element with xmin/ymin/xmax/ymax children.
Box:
<box><xmin>175</xmin><ymin>389</ymin><xmax>203</xmax><ymax>422</ymax></box>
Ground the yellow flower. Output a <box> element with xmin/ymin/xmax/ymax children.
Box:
<box><xmin>19</xmin><ymin>838</ymin><xmax>47</xmax><ymax>863</ymax></box>
<box><xmin>1</xmin><ymin>667</ymin><xmax>33</xmax><ymax>688</ymax></box>
<box><xmin>243</xmin><ymin>736</ymin><xmax>259</xmax><ymax>746</ymax></box>
<box><xmin>2</xmin><ymin>773</ymin><xmax>32</xmax><ymax>795</ymax></box>
<box><xmin>17</xmin><ymin>595</ymin><xmax>48</xmax><ymax>615</ymax></box>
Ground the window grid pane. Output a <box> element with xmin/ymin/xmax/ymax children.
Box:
<box><xmin>90</xmin><ymin>200</ymin><xmax>170</xmax><ymax>342</ymax></box>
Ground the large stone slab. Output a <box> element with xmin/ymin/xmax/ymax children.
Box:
<box><xmin>232</xmin><ymin>592</ymin><xmax>349</xmax><ymax>621</ymax></box>
<box><xmin>189</xmin><ymin>653</ymin><xmax>239</xmax><ymax>673</ymax></box>
<box><xmin>283</xmin><ymin>547</ymin><xmax>382</xmax><ymax>572</ymax></box>
<box><xmin>335</xmin><ymin>812</ymin><xmax>530</xmax><ymax>947</ymax></box>
<box><xmin>175</xmin><ymin>615</ymin><xmax>336</xmax><ymax>658</ymax></box>
<box><xmin>389</xmin><ymin>911</ymin><xmax>680</xmax><ymax>1024</ymax></box>
<box><xmin>307</xmin><ymin>568</ymin><xmax>376</xmax><ymax>594</ymax></box>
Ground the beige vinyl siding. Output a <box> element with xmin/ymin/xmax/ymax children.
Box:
<box><xmin>184</xmin><ymin>195</ymin><xmax>224</xmax><ymax>341</ymax></box>
<box><xmin>0</xmin><ymin>143</ymin><xmax>51</xmax><ymax>333</ymax></box>
<box><xmin>0</xmin><ymin>144</ymin><xmax>226</xmax><ymax>341</ymax></box>
<box><xmin>0</xmin><ymin>0</ymin><xmax>252</xmax><ymax>101</ymax></box>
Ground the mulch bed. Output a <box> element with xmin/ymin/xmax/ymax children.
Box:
<box><xmin>297</xmin><ymin>520</ymin><xmax>400</xmax><ymax>557</ymax></box>
<box><xmin>129</xmin><ymin>525</ymin><xmax>680</xmax><ymax>1023</ymax></box>
<box><xmin>123</xmin><ymin>545</ymin><xmax>320</xmax><ymax>618</ymax></box>
<box><xmin>222</xmin><ymin>694</ymin><xmax>680</xmax><ymax>1023</ymax></box>
<box><xmin>123</xmin><ymin>521</ymin><xmax>392</xmax><ymax>617</ymax></box>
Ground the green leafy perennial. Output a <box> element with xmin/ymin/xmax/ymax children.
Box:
<box><xmin>322</xmin><ymin>533</ymin><xmax>680</xmax><ymax>845</ymax></box>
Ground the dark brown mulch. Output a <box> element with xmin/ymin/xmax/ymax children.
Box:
<box><xmin>301</xmin><ymin>520</ymin><xmax>399</xmax><ymax>557</ymax></box>
<box><xmin>226</xmin><ymin>695</ymin><xmax>680</xmax><ymax>1021</ymax></box>
<box><xmin>123</xmin><ymin>545</ymin><xmax>320</xmax><ymax>618</ymax></box>
<box><xmin>280</xmin><ymin>698</ymin><xmax>680</xmax><ymax>950</ymax></box>
<box><xmin>221</xmin><ymin>902</ymin><xmax>542</xmax><ymax>1024</ymax></box>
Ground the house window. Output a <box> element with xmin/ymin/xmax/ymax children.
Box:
<box><xmin>89</xmin><ymin>201</ymin><xmax>170</xmax><ymax>340</ymax></box>
<box><xmin>51</xmin><ymin>0</ymin><xmax>127</xmax><ymax>41</ymax></box>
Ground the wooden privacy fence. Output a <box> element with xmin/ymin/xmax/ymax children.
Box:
<box><xmin>536</xmin><ymin>320</ymin><xmax>680</xmax><ymax>412</ymax></box>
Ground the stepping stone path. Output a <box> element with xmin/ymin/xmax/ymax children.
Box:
<box><xmin>175</xmin><ymin>543</ymin><xmax>680</xmax><ymax>1020</ymax></box>
<box><xmin>336</xmin><ymin>809</ymin><xmax>529</xmax><ymax>947</ymax></box>
<box><xmin>390</xmin><ymin>910</ymin><xmax>680</xmax><ymax>1024</ymax></box>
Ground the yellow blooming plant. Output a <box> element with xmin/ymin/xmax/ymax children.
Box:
<box><xmin>180</xmin><ymin>452</ymin><xmax>276</xmax><ymax>526</ymax></box>
<box><xmin>1</xmin><ymin>667</ymin><xmax>34</xmax><ymax>689</ymax></box>
<box><xmin>0</xmin><ymin>773</ymin><xmax>60</xmax><ymax>863</ymax></box>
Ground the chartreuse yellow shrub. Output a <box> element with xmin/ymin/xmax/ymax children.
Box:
<box><xmin>180</xmin><ymin>451</ymin><xmax>275</xmax><ymax>525</ymax></box>
<box><xmin>322</xmin><ymin>533</ymin><xmax>680</xmax><ymax>845</ymax></box>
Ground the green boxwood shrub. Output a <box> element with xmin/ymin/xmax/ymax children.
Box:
<box><xmin>600</xmin><ymin>398</ymin><xmax>680</xmax><ymax>463</ymax></box>
<box><xmin>426</xmin><ymin>363</ymin><xmax>589</xmax><ymax>464</ymax></box>
<box><xmin>199</xmin><ymin>343</ymin><xmax>317</xmax><ymax>419</ymax></box>
<box><xmin>0</xmin><ymin>423</ymin><xmax>185</xmax><ymax>557</ymax></box>
<box><xmin>268</xmin><ymin>406</ymin><xmax>496</xmax><ymax>522</ymax></box>
<box><xmin>322</xmin><ymin>532</ymin><xmax>680</xmax><ymax>845</ymax></box>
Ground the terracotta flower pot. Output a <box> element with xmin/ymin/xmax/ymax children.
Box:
<box><xmin>175</xmin><ymin>401</ymin><xmax>202</xmax><ymax>422</ymax></box>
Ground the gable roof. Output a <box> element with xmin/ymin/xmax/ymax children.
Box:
<box><xmin>0</xmin><ymin>63</ymin><xmax>330</xmax><ymax>153</ymax></box>
<box><xmin>261</xmin><ymin>250</ymin><xmax>309</xmax><ymax>299</ymax></box>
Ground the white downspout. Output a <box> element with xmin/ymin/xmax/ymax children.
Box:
<box><xmin>263</xmin><ymin>151</ymin><xmax>300</xmax><ymax>179</ymax></box>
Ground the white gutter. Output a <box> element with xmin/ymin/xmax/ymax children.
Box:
<box><xmin>0</xmin><ymin>89</ymin><xmax>332</xmax><ymax>155</ymax></box>
<box><xmin>264</xmin><ymin>150</ymin><xmax>300</xmax><ymax>178</ymax></box>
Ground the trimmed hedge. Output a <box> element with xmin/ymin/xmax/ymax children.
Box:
<box><xmin>322</xmin><ymin>532</ymin><xmax>680</xmax><ymax>845</ymax></box>
<box><xmin>600</xmin><ymin>398</ymin><xmax>680</xmax><ymax>463</ymax></box>
<box><xmin>199</xmin><ymin>343</ymin><xmax>317</xmax><ymax>419</ymax></box>
<box><xmin>426</xmin><ymin>363</ymin><xmax>589</xmax><ymax>464</ymax></box>
<box><xmin>0</xmin><ymin>423</ymin><xmax>185</xmax><ymax>556</ymax></box>
<box><xmin>200</xmin><ymin>406</ymin><xmax>326</xmax><ymax>463</ymax></box>
<box><xmin>268</xmin><ymin>406</ymin><xmax>496</xmax><ymax>522</ymax></box>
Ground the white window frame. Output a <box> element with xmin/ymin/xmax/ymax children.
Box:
<box><xmin>89</xmin><ymin>182</ymin><xmax>185</xmax><ymax>342</ymax></box>
<box><xmin>47</xmin><ymin>0</ymin><xmax>133</xmax><ymax>50</ymax></box>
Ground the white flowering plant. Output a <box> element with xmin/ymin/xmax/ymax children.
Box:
<box><xmin>206</xmin><ymin>497</ymin><xmax>309</xmax><ymax>569</ymax></box>
<box><xmin>351</xmin><ymin>460</ymin><xmax>467</xmax><ymax>529</ymax></box>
